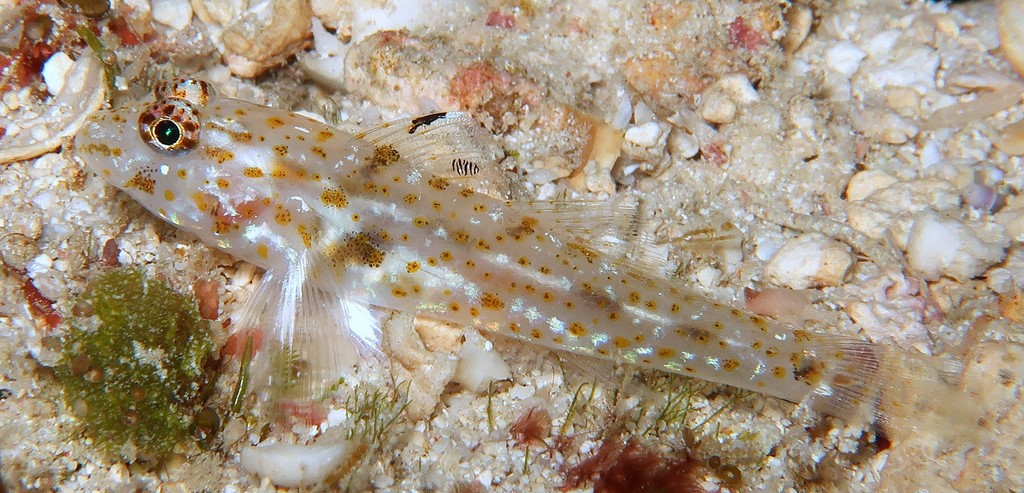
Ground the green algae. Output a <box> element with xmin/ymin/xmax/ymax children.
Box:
<box><xmin>343</xmin><ymin>381</ymin><xmax>410</xmax><ymax>446</ymax></box>
<box><xmin>56</xmin><ymin>268</ymin><xmax>216</xmax><ymax>460</ymax></box>
<box><xmin>75</xmin><ymin>25</ymin><xmax>120</xmax><ymax>99</ymax></box>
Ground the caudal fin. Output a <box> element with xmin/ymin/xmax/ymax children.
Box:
<box><xmin>804</xmin><ymin>336</ymin><xmax>986</xmax><ymax>442</ymax></box>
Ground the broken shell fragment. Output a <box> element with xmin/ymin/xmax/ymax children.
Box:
<box><xmin>906</xmin><ymin>210</ymin><xmax>1009</xmax><ymax>282</ymax></box>
<box><xmin>994</xmin><ymin>120</ymin><xmax>1024</xmax><ymax>155</ymax></box>
<box><xmin>781</xmin><ymin>4</ymin><xmax>813</xmax><ymax>55</ymax></box>
<box><xmin>152</xmin><ymin>0</ymin><xmax>193</xmax><ymax>31</ymax></box>
<box><xmin>764</xmin><ymin>233</ymin><xmax>854</xmax><ymax>289</ymax></box>
<box><xmin>453</xmin><ymin>329</ymin><xmax>511</xmax><ymax>393</ymax></box>
<box><xmin>240</xmin><ymin>439</ymin><xmax>354</xmax><ymax>488</ymax></box>
<box><xmin>700</xmin><ymin>90</ymin><xmax>737</xmax><ymax>125</ymax></box>
<box><xmin>0</xmin><ymin>53</ymin><xmax>105</xmax><ymax>164</ymax></box>
<box><xmin>998</xmin><ymin>0</ymin><xmax>1024</xmax><ymax>78</ymax></box>
<box><xmin>221</xmin><ymin>0</ymin><xmax>313</xmax><ymax>77</ymax></box>
<box><xmin>568</xmin><ymin>119</ymin><xmax>623</xmax><ymax>194</ymax></box>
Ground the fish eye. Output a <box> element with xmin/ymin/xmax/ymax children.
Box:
<box><xmin>153</xmin><ymin>119</ymin><xmax>182</xmax><ymax>147</ymax></box>
<box><xmin>139</xmin><ymin>98</ymin><xmax>201</xmax><ymax>154</ymax></box>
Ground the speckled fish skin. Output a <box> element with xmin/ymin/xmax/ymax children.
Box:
<box><xmin>73</xmin><ymin>79</ymin><xmax>925</xmax><ymax>424</ymax></box>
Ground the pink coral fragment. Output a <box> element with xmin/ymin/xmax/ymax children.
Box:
<box><xmin>729</xmin><ymin>17</ymin><xmax>766</xmax><ymax>51</ymax></box>
<box><xmin>485</xmin><ymin>10</ymin><xmax>517</xmax><ymax>29</ymax></box>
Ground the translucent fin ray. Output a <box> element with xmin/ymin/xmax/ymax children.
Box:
<box><xmin>510</xmin><ymin>197</ymin><xmax>674</xmax><ymax>279</ymax></box>
<box><xmin>231</xmin><ymin>251</ymin><xmax>383</xmax><ymax>416</ymax></box>
<box><xmin>803</xmin><ymin>335</ymin><xmax>984</xmax><ymax>441</ymax></box>
<box><xmin>355</xmin><ymin>111</ymin><xmax>506</xmax><ymax>196</ymax></box>
<box><xmin>509</xmin><ymin>197</ymin><xmax>642</xmax><ymax>242</ymax></box>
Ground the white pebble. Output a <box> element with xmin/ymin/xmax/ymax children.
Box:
<box><xmin>231</xmin><ymin>262</ymin><xmax>257</xmax><ymax>287</ymax></box>
<box><xmin>26</xmin><ymin>253</ymin><xmax>53</xmax><ymax>278</ymax></box>
<box><xmin>667</xmin><ymin>129</ymin><xmax>699</xmax><ymax>159</ymax></box>
<box><xmin>764</xmin><ymin>233</ymin><xmax>853</xmax><ymax>289</ymax></box>
<box><xmin>30</xmin><ymin>125</ymin><xmax>50</xmax><ymax>142</ymax></box>
<box><xmin>700</xmin><ymin>91</ymin><xmax>737</xmax><ymax>124</ymax></box>
<box><xmin>240</xmin><ymin>440</ymin><xmax>353</xmax><ymax>488</ymax></box>
<box><xmin>152</xmin><ymin>0</ymin><xmax>193</xmax><ymax>30</ymax></box>
<box><xmin>311</xmin><ymin>16</ymin><xmax>344</xmax><ymax>57</ymax></box>
<box><xmin>351</xmin><ymin>0</ymin><xmax>430</xmax><ymax>44</ymax></box>
<box><xmin>108</xmin><ymin>462</ymin><xmax>129</xmax><ymax>481</ymax></box>
<box><xmin>612</xmin><ymin>91</ymin><xmax>632</xmax><ymax>129</ymax></box>
<box><xmin>906</xmin><ymin>210</ymin><xmax>1008</xmax><ymax>281</ymax></box>
<box><xmin>918</xmin><ymin>139</ymin><xmax>942</xmax><ymax>168</ymax></box>
<box><xmin>856</xmin><ymin>109</ymin><xmax>918</xmax><ymax>145</ymax></box>
<box><xmin>865</xmin><ymin>46</ymin><xmax>940</xmax><ymax>91</ymax></box>
<box><xmin>507</xmin><ymin>384</ymin><xmax>535</xmax><ymax>400</ymax></box>
<box><xmin>754</xmin><ymin>236</ymin><xmax>784</xmax><ymax>262</ymax></box>
<box><xmin>222</xmin><ymin>417</ymin><xmax>247</xmax><ymax>446</ymax></box>
<box><xmin>42</xmin><ymin>52</ymin><xmax>74</xmax><ymax>97</ymax></box>
<box><xmin>453</xmin><ymin>329</ymin><xmax>511</xmax><ymax>393</ymax></box>
<box><xmin>716</xmin><ymin>74</ymin><xmax>759</xmax><ymax>104</ymax></box>
<box><xmin>632</xmin><ymin>100</ymin><xmax>655</xmax><ymax>125</ymax></box>
<box><xmin>986</xmin><ymin>267</ymin><xmax>1015</xmax><ymax>294</ymax></box>
<box><xmin>826</xmin><ymin>41</ymin><xmax>866</xmax><ymax>77</ymax></box>
<box><xmin>3</xmin><ymin>91</ymin><xmax>20</xmax><ymax>111</ymax></box>
<box><xmin>845</xmin><ymin>170</ymin><xmax>897</xmax><ymax>202</ymax></box>
<box><xmin>205</xmin><ymin>65</ymin><xmax>232</xmax><ymax>84</ymax></box>
<box><xmin>326</xmin><ymin>409</ymin><xmax>348</xmax><ymax>428</ymax></box>
<box><xmin>526</xmin><ymin>168</ymin><xmax>566</xmax><ymax>185</ymax></box>
<box><xmin>695</xmin><ymin>266</ymin><xmax>721</xmax><ymax>289</ymax></box>
<box><xmin>53</xmin><ymin>258</ymin><xmax>69</xmax><ymax>273</ymax></box>
<box><xmin>864</xmin><ymin>30</ymin><xmax>900</xmax><ymax>58</ymax></box>
<box><xmin>623</xmin><ymin>122</ymin><xmax>665</xmax><ymax>148</ymax></box>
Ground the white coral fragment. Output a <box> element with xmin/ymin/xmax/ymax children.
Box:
<box><xmin>623</xmin><ymin>121</ymin><xmax>665</xmax><ymax>148</ymax></box>
<box><xmin>906</xmin><ymin>210</ymin><xmax>1008</xmax><ymax>281</ymax></box>
<box><xmin>715</xmin><ymin>74</ymin><xmax>759</xmax><ymax>105</ymax></box>
<box><xmin>845</xmin><ymin>170</ymin><xmax>899</xmax><ymax>202</ymax></box>
<box><xmin>825</xmin><ymin>41</ymin><xmax>865</xmax><ymax>77</ymax></box>
<box><xmin>764</xmin><ymin>233</ymin><xmax>853</xmax><ymax>289</ymax></box>
<box><xmin>700</xmin><ymin>90</ymin><xmax>737</xmax><ymax>124</ymax></box>
<box><xmin>41</xmin><ymin>52</ymin><xmax>74</xmax><ymax>97</ymax></box>
<box><xmin>240</xmin><ymin>439</ymin><xmax>353</xmax><ymax>487</ymax></box>
<box><xmin>453</xmin><ymin>329</ymin><xmax>511</xmax><ymax>393</ymax></box>
<box><xmin>152</xmin><ymin>0</ymin><xmax>193</xmax><ymax>30</ymax></box>
<box><xmin>221</xmin><ymin>0</ymin><xmax>313</xmax><ymax>77</ymax></box>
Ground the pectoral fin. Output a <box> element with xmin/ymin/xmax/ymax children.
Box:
<box><xmin>230</xmin><ymin>250</ymin><xmax>382</xmax><ymax>421</ymax></box>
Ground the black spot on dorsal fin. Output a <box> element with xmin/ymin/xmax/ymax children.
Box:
<box><xmin>408</xmin><ymin>112</ymin><xmax>449</xmax><ymax>134</ymax></box>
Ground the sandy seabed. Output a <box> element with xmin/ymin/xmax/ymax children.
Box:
<box><xmin>1</xmin><ymin>0</ymin><xmax>1023</xmax><ymax>491</ymax></box>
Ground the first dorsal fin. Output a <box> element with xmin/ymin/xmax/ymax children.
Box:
<box><xmin>354</xmin><ymin>112</ymin><xmax>508</xmax><ymax>197</ymax></box>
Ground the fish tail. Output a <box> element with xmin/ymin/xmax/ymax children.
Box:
<box><xmin>804</xmin><ymin>336</ymin><xmax>985</xmax><ymax>442</ymax></box>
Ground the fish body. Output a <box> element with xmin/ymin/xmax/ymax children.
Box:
<box><xmin>73</xmin><ymin>79</ymin><xmax>968</xmax><ymax>430</ymax></box>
